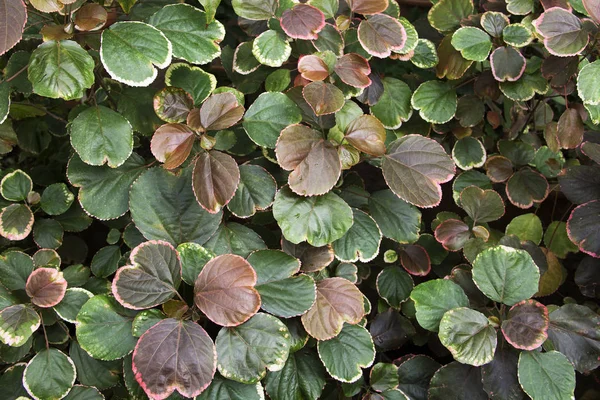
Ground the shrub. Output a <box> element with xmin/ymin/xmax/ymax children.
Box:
<box><xmin>0</xmin><ymin>0</ymin><xmax>599</xmax><ymax>399</ymax></box>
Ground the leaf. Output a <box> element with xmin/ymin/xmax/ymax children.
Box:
<box><xmin>368</xmin><ymin>189</ymin><xmax>421</xmax><ymax>244</ymax></box>
<box><xmin>192</xmin><ymin>150</ymin><xmax>240</xmax><ymax>213</ymax></box>
<box><xmin>70</xmin><ymin>105</ymin><xmax>134</xmax><ymax>168</ymax></box>
<box><xmin>382</xmin><ymin>135</ymin><xmax>456</xmax><ymax>208</ymax></box>
<box><xmin>265</xmin><ymin>349</ymin><xmax>327</xmax><ymax>400</ymax></box>
<box><xmin>204</xmin><ymin>222</ymin><xmax>267</xmax><ymax>257</ymax></box>
<box><xmin>276</xmin><ymin>124</ymin><xmax>341</xmax><ymax>196</ymax></box>
<box><xmin>248</xmin><ymin>250</ymin><xmax>316</xmax><ymax>318</ymax></box>
<box><xmin>557</xmin><ymin>108</ymin><xmax>584</xmax><ymax>149</ymax></box>
<box><xmin>395</xmin><ymin>355</ymin><xmax>440</xmax><ymax>400</ymax></box>
<box><xmin>429</xmin><ymin>362</ymin><xmax>487</xmax><ymax>400</ymax></box>
<box><xmin>370</xmin><ymin>363</ymin><xmax>399</xmax><ymax>392</ymax></box>
<box><xmin>100</xmin><ymin>21</ymin><xmax>172</xmax><ymax>86</ymax></box>
<box><xmin>472</xmin><ymin>246</ymin><xmax>540</xmax><ymax>306</ymax></box>
<box><xmin>518</xmin><ymin>351</ymin><xmax>575</xmax><ymax>400</ymax></box>
<box><xmin>282</xmin><ymin>238</ymin><xmax>334</xmax><ymax>272</ymax></box>
<box><xmin>500</xmin><ymin>73</ymin><xmax>549</xmax><ymax>102</ymax></box>
<box><xmin>40</xmin><ymin>183</ymin><xmax>74</xmax><ymax>216</ymax></box>
<box><xmin>243</xmin><ymin>92</ymin><xmax>302</xmax><ymax>148</ymax></box>
<box><xmin>273</xmin><ymin>186</ymin><xmax>353</xmax><ymax>247</ymax></box>
<box><xmin>332</xmin><ymin>208</ymin><xmax>382</xmax><ymax>262</ymax></box>
<box><xmin>76</xmin><ymin>294</ymin><xmax>138</xmax><ymax>360</ymax></box>
<box><xmin>0</xmin><ymin>0</ymin><xmax>26</xmax><ymax>56</ymax></box>
<box><xmin>584</xmin><ymin>0</ymin><xmax>600</xmax><ymax>23</ymax></box>
<box><xmin>506</xmin><ymin>213</ymin><xmax>543</xmax><ymax>244</ymax></box>
<box><xmin>358</xmin><ymin>14</ymin><xmax>406</xmax><ymax>58</ymax></box>
<box><xmin>130</xmin><ymin>166</ymin><xmax>222</xmax><ymax>245</ymax></box>
<box><xmin>298</xmin><ymin>55</ymin><xmax>330</xmax><ymax>81</ymax></box>
<box><xmin>506</xmin><ymin>168</ymin><xmax>549</xmax><ymax>209</ymax></box>
<box><xmin>480</xmin><ymin>11</ymin><xmax>509</xmax><ymax>37</ymax></box>
<box><xmin>480</xmin><ymin>349</ymin><xmax>526</xmax><ymax>400</ymax></box>
<box><xmin>376</xmin><ymin>266</ymin><xmax>414</xmax><ymax>308</ymax></box>
<box><xmin>198</xmin><ymin>373</ymin><xmax>263</xmax><ymax>400</ymax></box>
<box><xmin>490</xmin><ymin>47</ymin><xmax>526</xmax><ymax>82</ymax></box>
<box><xmin>0</xmin><ymin>251</ymin><xmax>33</xmax><ymax>291</ymax></box>
<box><xmin>150</xmin><ymin>123</ymin><xmax>196</xmax><ymax>169</ymax></box>
<box><xmin>410</xmin><ymin>279</ymin><xmax>469</xmax><ymax>332</ymax></box>
<box><xmin>132</xmin><ymin>319</ymin><xmax>216</xmax><ymax>399</ymax></box>
<box><xmin>0</xmin><ymin>304</ymin><xmax>39</xmax><ymax>347</ymax></box>
<box><xmin>232</xmin><ymin>0</ymin><xmax>277</xmax><ymax>20</ymax></box>
<box><xmin>228</xmin><ymin>164</ymin><xmax>276</xmax><ymax>218</ymax></box>
<box><xmin>194</xmin><ymin>254</ymin><xmax>260</xmax><ymax>326</ymax></box>
<box><xmin>53</xmin><ymin>288</ymin><xmax>93</xmax><ymax>324</ymax></box>
<box><xmin>23</xmin><ymin>348</ymin><xmax>76</xmax><ymax>400</ymax></box>
<box><xmin>344</xmin><ymin>115</ymin><xmax>386</xmax><ymax>156</ymax></box>
<box><xmin>280</xmin><ymin>4</ymin><xmax>325</xmax><ymax>40</ymax></box>
<box><xmin>302</xmin><ymin>81</ymin><xmax>345</xmax><ymax>116</ymax></box>
<box><xmin>301</xmin><ymin>277</ymin><xmax>365</xmax><ymax>340</ymax></box>
<box><xmin>451</xmin><ymin>27</ymin><xmax>492</xmax><ymax>61</ymax></box>
<box><xmin>400</xmin><ymin>245</ymin><xmax>431</xmax><ymax>276</ymax></box>
<box><xmin>503</xmin><ymin>23</ymin><xmax>533</xmax><ymax>47</ymax></box>
<box><xmin>153</xmin><ymin>87</ymin><xmax>194</xmax><ymax>123</ymax></box>
<box><xmin>347</xmin><ymin>0</ymin><xmax>389</xmax><ymax>14</ymax></box>
<box><xmin>547</xmin><ymin>304</ymin><xmax>600</xmax><ymax>373</ymax></box>
<box><xmin>434</xmin><ymin>219</ymin><xmax>471</xmax><ymax>251</ymax></box>
<box><xmin>0</xmin><ymin>169</ymin><xmax>31</xmax><ymax>201</ymax></box>
<box><xmin>411</xmin><ymin>81</ymin><xmax>457</xmax><ymax>124</ymax></box>
<box><xmin>188</xmin><ymin>92</ymin><xmax>245</xmax><ymax>132</ymax></box>
<box><xmin>165</xmin><ymin>63</ymin><xmax>216</xmax><ymax>106</ymax></box>
<box><xmin>216</xmin><ymin>313</ymin><xmax>290</xmax><ymax>383</ymax></box>
<box><xmin>452</xmin><ymin>137</ymin><xmax>486</xmax><ymax>170</ymax></box>
<box><xmin>317</xmin><ymin>324</ymin><xmax>375</xmax><ymax>383</ymax></box>
<box><xmin>370</xmin><ymin>309</ymin><xmax>415</xmax><ymax>351</ymax></box>
<box><xmin>460</xmin><ymin>186</ymin><xmax>505</xmax><ymax>223</ymax></box>
<box><xmin>28</xmin><ymin>40</ymin><xmax>94</xmax><ymax>100</ymax></box>
<box><xmin>25</xmin><ymin>268</ymin><xmax>67</xmax><ymax>308</ymax></box>
<box><xmin>68</xmin><ymin>341</ymin><xmax>121</xmax><ymax>391</ymax></box>
<box><xmin>501</xmin><ymin>299</ymin><xmax>549</xmax><ymax>350</ymax></box>
<box><xmin>233</xmin><ymin>41</ymin><xmax>261</xmax><ymax>75</ymax></box>
<box><xmin>67</xmin><ymin>153</ymin><xmax>145</xmax><ymax>220</ymax></box>
<box><xmin>335</xmin><ymin>54</ymin><xmax>372</xmax><ymax>88</ymax></box>
<box><xmin>0</xmin><ymin>204</ymin><xmax>33</xmax><ymax>241</ymax></box>
<box><xmin>370</xmin><ymin>77</ymin><xmax>412</xmax><ymax>129</ymax></box>
<box><xmin>252</xmin><ymin>30</ymin><xmax>291</xmax><ymax>68</ymax></box>
<box><xmin>428</xmin><ymin>0</ymin><xmax>474</xmax><ymax>32</ymax></box>
<box><xmin>533</xmin><ymin>7</ymin><xmax>588</xmax><ymax>56</ymax></box>
<box><xmin>149</xmin><ymin>4</ymin><xmax>224</xmax><ymax>65</ymax></box>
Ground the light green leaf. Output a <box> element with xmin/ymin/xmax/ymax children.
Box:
<box><xmin>451</xmin><ymin>27</ymin><xmax>492</xmax><ymax>61</ymax></box>
<box><xmin>0</xmin><ymin>304</ymin><xmax>40</xmax><ymax>347</ymax></box>
<box><xmin>243</xmin><ymin>92</ymin><xmax>302</xmax><ymax>148</ymax></box>
<box><xmin>0</xmin><ymin>251</ymin><xmax>33</xmax><ymax>291</ymax></box>
<box><xmin>410</xmin><ymin>279</ymin><xmax>469</xmax><ymax>332</ymax></box>
<box><xmin>23</xmin><ymin>348</ymin><xmax>76</xmax><ymax>400</ymax></box>
<box><xmin>411</xmin><ymin>81</ymin><xmax>457</xmax><ymax>124</ymax></box>
<box><xmin>370</xmin><ymin>78</ymin><xmax>412</xmax><ymax>129</ymax></box>
<box><xmin>428</xmin><ymin>0</ymin><xmax>474</xmax><ymax>32</ymax></box>
<box><xmin>232</xmin><ymin>0</ymin><xmax>278</xmax><ymax>20</ymax></box>
<box><xmin>165</xmin><ymin>63</ymin><xmax>217</xmax><ymax>105</ymax></box>
<box><xmin>410</xmin><ymin>39</ymin><xmax>439</xmax><ymax>69</ymax></box>
<box><xmin>518</xmin><ymin>351</ymin><xmax>575</xmax><ymax>400</ymax></box>
<box><xmin>40</xmin><ymin>183</ymin><xmax>74</xmax><ymax>216</ymax></box>
<box><xmin>253</xmin><ymin>30</ymin><xmax>291</xmax><ymax>67</ymax></box>
<box><xmin>578</xmin><ymin>60</ymin><xmax>600</xmax><ymax>105</ymax></box>
<box><xmin>506</xmin><ymin>213</ymin><xmax>543</xmax><ymax>244</ymax></box>
<box><xmin>177</xmin><ymin>242</ymin><xmax>215</xmax><ymax>286</ymax></box>
<box><xmin>332</xmin><ymin>209</ymin><xmax>381</xmax><ymax>262</ymax></box>
<box><xmin>1</xmin><ymin>169</ymin><xmax>32</xmax><ymax>202</ymax></box>
<box><xmin>503</xmin><ymin>23</ymin><xmax>533</xmax><ymax>47</ymax></box>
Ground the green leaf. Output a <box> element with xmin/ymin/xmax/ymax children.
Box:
<box><xmin>411</xmin><ymin>81</ymin><xmax>457</xmax><ymax>124</ymax></box>
<box><xmin>216</xmin><ymin>313</ymin><xmax>291</xmax><ymax>383</ymax></box>
<box><xmin>317</xmin><ymin>324</ymin><xmax>375</xmax><ymax>383</ymax></box>
<box><xmin>149</xmin><ymin>4</ymin><xmax>224</xmax><ymax>65</ymax></box>
<box><xmin>452</xmin><ymin>137</ymin><xmax>486</xmax><ymax>170</ymax></box>
<box><xmin>0</xmin><ymin>251</ymin><xmax>33</xmax><ymax>291</ymax></box>
<box><xmin>382</xmin><ymin>135</ymin><xmax>456</xmax><ymax>208</ymax></box>
<box><xmin>265</xmin><ymin>349</ymin><xmax>326</xmax><ymax>400</ymax></box>
<box><xmin>396</xmin><ymin>355</ymin><xmax>441</xmax><ymax>400</ymax></box>
<box><xmin>543</xmin><ymin>222</ymin><xmax>578</xmax><ymax>259</ymax></box>
<box><xmin>63</xmin><ymin>386</ymin><xmax>104</xmax><ymax>400</ymax></box>
<box><xmin>370</xmin><ymin>363</ymin><xmax>399</xmax><ymax>392</ymax></box>
<box><xmin>204</xmin><ymin>222</ymin><xmax>267</xmax><ymax>257</ymax></box>
<box><xmin>234</xmin><ymin>41</ymin><xmax>261</xmax><ymax>75</ymax></box>
<box><xmin>177</xmin><ymin>242</ymin><xmax>215</xmax><ymax>285</ymax></box>
<box><xmin>506</xmin><ymin>168</ymin><xmax>549</xmax><ymax>209</ymax></box>
<box><xmin>428</xmin><ymin>0</ymin><xmax>474</xmax><ymax>32</ymax></box>
<box><xmin>248</xmin><ymin>250</ymin><xmax>316</xmax><ymax>318</ymax></box>
<box><xmin>490</xmin><ymin>46</ymin><xmax>526</xmax><ymax>82</ymax></box>
<box><xmin>472</xmin><ymin>245</ymin><xmax>540</xmax><ymax>306</ymax></box>
<box><xmin>503</xmin><ymin>23</ymin><xmax>533</xmax><ymax>47</ymax></box>
<box><xmin>410</xmin><ymin>279</ymin><xmax>469</xmax><ymax>332</ymax></box>
<box><xmin>376</xmin><ymin>266</ymin><xmax>414</xmax><ymax>308</ymax></box>
<box><xmin>32</xmin><ymin>219</ymin><xmax>63</xmax><ymax>249</ymax></box>
<box><xmin>518</xmin><ymin>351</ymin><xmax>575</xmax><ymax>400</ymax></box>
<box><xmin>70</xmin><ymin>105</ymin><xmax>133</xmax><ymax>168</ymax></box>
<box><xmin>53</xmin><ymin>288</ymin><xmax>93</xmax><ymax>324</ymax></box>
<box><xmin>40</xmin><ymin>183</ymin><xmax>74</xmax><ymax>216</ymax></box>
<box><xmin>577</xmin><ymin>60</ymin><xmax>600</xmax><ymax>105</ymax></box>
<box><xmin>369</xmin><ymin>78</ymin><xmax>412</xmax><ymax>129</ymax></box>
<box><xmin>28</xmin><ymin>40</ymin><xmax>94</xmax><ymax>100</ymax></box>
<box><xmin>273</xmin><ymin>186</ymin><xmax>353</xmax><ymax>247</ymax></box>
<box><xmin>228</xmin><ymin>165</ymin><xmax>276</xmax><ymax>218</ymax></box>
<box><xmin>460</xmin><ymin>186</ymin><xmax>504</xmax><ymax>223</ymax></box>
<box><xmin>451</xmin><ymin>27</ymin><xmax>492</xmax><ymax>61</ymax></box>
<box><xmin>439</xmin><ymin>307</ymin><xmax>497</xmax><ymax>366</ymax></box>
<box><xmin>533</xmin><ymin>7</ymin><xmax>588</xmax><ymax>56</ymax></box>
<box><xmin>500</xmin><ymin>73</ymin><xmax>549</xmax><ymax>102</ymax></box>
<box><xmin>23</xmin><ymin>348</ymin><xmax>75</xmax><ymax>400</ymax></box>
<box><xmin>480</xmin><ymin>11</ymin><xmax>509</xmax><ymax>37</ymax></box>
<box><xmin>429</xmin><ymin>361</ymin><xmax>487</xmax><ymax>400</ymax></box>
<box><xmin>1</xmin><ymin>170</ymin><xmax>31</xmax><ymax>201</ymax></box>
<box><xmin>0</xmin><ymin>304</ymin><xmax>40</xmax><ymax>347</ymax></box>
<box><xmin>198</xmin><ymin>373</ymin><xmax>264</xmax><ymax>400</ymax></box>
<box><xmin>100</xmin><ymin>21</ymin><xmax>172</xmax><ymax>86</ymax></box>
<box><xmin>332</xmin><ymin>208</ymin><xmax>381</xmax><ymax>262</ymax></box>
<box><xmin>232</xmin><ymin>0</ymin><xmax>277</xmax><ymax>20</ymax></box>
<box><xmin>265</xmin><ymin>69</ymin><xmax>291</xmax><ymax>92</ymax></box>
<box><xmin>165</xmin><ymin>63</ymin><xmax>217</xmax><ymax>105</ymax></box>
<box><xmin>70</xmin><ymin>341</ymin><xmax>122</xmax><ymax>391</ymax></box>
<box><xmin>76</xmin><ymin>294</ymin><xmax>138</xmax><ymax>360</ymax></box>
<box><xmin>243</xmin><ymin>92</ymin><xmax>302</xmax><ymax>148</ymax></box>
<box><xmin>252</xmin><ymin>30</ymin><xmax>291</xmax><ymax>67</ymax></box>
<box><xmin>130</xmin><ymin>166</ymin><xmax>222</xmax><ymax>245</ymax></box>
<box><xmin>0</xmin><ymin>203</ymin><xmax>33</xmax><ymax>241</ymax></box>
<box><xmin>506</xmin><ymin>213</ymin><xmax>543</xmax><ymax>244</ymax></box>
<box><xmin>368</xmin><ymin>190</ymin><xmax>421</xmax><ymax>244</ymax></box>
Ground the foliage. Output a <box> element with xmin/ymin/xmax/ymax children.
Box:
<box><xmin>0</xmin><ymin>0</ymin><xmax>599</xmax><ymax>399</ymax></box>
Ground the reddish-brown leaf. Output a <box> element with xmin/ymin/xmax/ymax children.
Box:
<box><xmin>334</xmin><ymin>53</ymin><xmax>372</xmax><ymax>88</ymax></box>
<box><xmin>192</xmin><ymin>150</ymin><xmax>240</xmax><ymax>213</ymax></box>
<box><xmin>0</xmin><ymin>0</ymin><xmax>27</xmax><ymax>56</ymax></box>
<box><xmin>357</xmin><ymin>14</ymin><xmax>406</xmax><ymax>58</ymax></box>
<box><xmin>280</xmin><ymin>4</ymin><xmax>325</xmax><ymax>40</ymax></box>
<box><xmin>302</xmin><ymin>81</ymin><xmax>345</xmax><ymax>116</ymax></box>
<box><xmin>345</xmin><ymin>114</ymin><xmax>386</xmax><ymax>156</ymax></box>
<box><xmin>347</xmin><ymin>0</ymin><xmax>389</xmax><ymax>15</ymax></box>
<box><xmin>187</xmin><ymin>92</ymin><xmax>244</xmax><ymax>132</ymax></box>
<box><xmin>25</xmin><ymin>267</ymin><xmax>67</xmax><ymax>308</ymax></box>
<box><xmin>557</xmin><ymin>108</ymin><xmax>584</xmax><ymax>149</ymax></box>
<box><xmin>74</xmin><ymin>3</ymin><xmax>108</xmax><ymax>32</ymax></box>
<box><xmin>434</xmin><ymin>219</ymin><xmax>471</xmax><ymax>251</ymax></box>
<box><xmin>151</xmin><ymin>123</ymin><xmax>196</xmax><ymax>170</ymax></box>
<box><xmin>298</xmin><ymin>55</ymin><xmax>330</xmax><ymax>82</ymax></box>
<box><xmin>400</xmin><ymin>245</ymin><xmax>431</xmax><ymax>276</ymax></box>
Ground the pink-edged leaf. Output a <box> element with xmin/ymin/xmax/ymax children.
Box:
<box><xmin>557</xmin><ymin>108</ymin><xmax>584</xmax><ymax>149</ymax></box>
<box><xmin>150</xmin><ymin>123</ymin><xmax>196</xmax><ymax>170</ymax></box>
<box><xmin>434</xmin><ymin>219</ymin><xmax>471</xmax><ymax>251</ymax></box>
<box><xmin>276</xmin><ymin>124</ymin><xmax>341</xmax><ymax>196</ymax></box>
<box><xmin>298</xmin><ymin>54</ymin><xmax>330</xmax><ymax>82</ymax></box>
<box><xmin>302</xmin><ymin>81</ymin><xmax>345</xmax><ymax>116</ymax></box>
<box><xmin>187</xmin><ymin>92</ymin><xmax>244</xmax><ymax>132</ymax></box>
<box><xmin>567</xmin><ymin>200</ymin><xmax>600</xmax><ymax>258</ymax></box>
<box><xmin>192</xmin><ymin>150</ymin><xmax>240</xmax><ymax>213</ymax></box>
<box><xmin>112</xmin><ymin>240</ymin><xmax>182</xmax><ymax>310</ymax></box>
<box><xmin>280</xmin><ymin>4</ymin><xmax>325</xmax><ymax>40</ymax></box>
<box><xmin>485</xmin><ymin>155</ymin><xmax>513</xmax><ymax>183</ymax></box>
<box><xmin>583</xmin><ymin>0</ymin><xmax>600</xmax><ymax>24</ymax></box>
<box><xmin>334</xmin><ymin>53</ymin><xmax>372</xmax><ymax>88</ymax></box>
<box><xmin>533</xmin><ymin>7</ymin><xmax>589</xmax><ymax>56</ymax></box>
<box><xmin>132</xmin><ymin>318</ymin><xmax>216</xmax><ymax>400</ymax></box>
<box><xmin>506</xmin><ymin>168</ymin><xmax>549</xmax><ymax>209</ymax></box>
<box><xmin>0</xmin><ymin>0</ymin><xmax>27</xmax><ymax>56</ymax></box>
<box><xmin>490</xmin><ymin>47</ymin><xmax>526</xmax><ymax>82</ymax></box>
<box><xmin>541</xmin><ymin>0</ymin><xmax>571</xmax><ymax>10</ymax></box>
<box><xmin>347</xmin><ymin>0</ymin><xmax>389</xmax><ymax>15</ymax></box>
<box><xmin>153</xmin><ymin>87</ymin><xmax>194</xmax><ymax>123</ymax></box>
<box><xmin>358</xmin><ymin>14</ymin><xmax>406</xmax><ymax>58</ymax></box>
<box><xmin>25</xmin><ymin>267</ymin><xmax>67</xmax><ymax>308</ymax></box>
<box><xmin>194</xmin><ymin>254</ymin><xmax>261</xmax><ymax>326</ymax></box>
<box><xmin>344</xmin><ymin>114</ymin><xmax>386</xmax><ymax>156</ymax></box>
<box><xmin>501</xmin><ymin>299</ymin><xmax>549</xmax><ymax>350</ymax></box>
<box><xmin>400</xmin><ymin>245</ymin><xmax>431</xmax><ymax>276</ymax></box>
<box><xmin>0</xmin><ymin>203</ymin><xmax>33</xmax><ymax>241</ymax></box>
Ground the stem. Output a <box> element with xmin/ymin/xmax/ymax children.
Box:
<box><xmin>39</xmin><ymin>312</ymin><xmax>50</xmax><ymax>350</ymax></box>
<box><xmin>2</xmin><ymin>64</ymin><xmax>28</xmax><ymax>84</ymax></box>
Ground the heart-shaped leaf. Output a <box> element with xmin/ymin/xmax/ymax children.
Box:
<box><xmin>518</xmin><ymin>351</ymin><xmax>575</xmax><ymax>400</ymax></box>
<box><xmin>411</xmin><ymin>81</ymin><xmax>457</xmax><ymax>124</ymax></box>
<box><xmin>150</xmin><ymin>123</ymin><xmax>196</xmax><ymax>170</ymax></box>
<box><xmin>358</xmin><ymin>14</ymin><xmax>406</xmax><ymax>58</ymax></box>
<box><xmin>0</xmin><ymin>0</ymin><xmax>26</xmax><ymax>56</ymax></box>
<box><xmin>410</xmin><ymin>279</ymin><xmax>469</xmax><ymax>332</ymax></box>
<box><xmin>490</xmin><ymin>46</ymin><xmax>526</xmax><ymax>82</ymax></box>
<box><xmin>132</xmin><ymin>318</ymin><xmax>216</xmax><ymax>399</ymax></box>
<box><xmin>460</xmin><ymin>186</ymin><xmax>505</xmax><ymax>223</ymax></box>
<box><xmin>302</xmin><ymin>81</ymin><xmax>345</xmax><ymax>116</ymax></box>
<box><xmin>382</xmin><ymin>135</ymin><xmax>456</xmax><ymax>208</ymax></box>
<box><xmin>335</xmin><ymin>54</ymin><xmax>372</xmax><ymax>88</ymax></box>
<box><xmin>187</xmin><ymin>92</ymin><xmax>244</xmax><ymax>132</ymax></box>
<box><xmin>480</xmin><ymin>11</ymin><xmax>509</xmax><ymax>37</ymax></box>
<box><xmin>112</xmin><ymin>240</ymin><xmax>181</xmax><ymax>310</ymax></box>
<box><xmin>301</xmin><ymin>277</ymin><xmax>365</xmax><ymax>340</ymax></box>
<box><xmin>24</xmin><ymin>348</ymin><xmax>76</xmax><ymax>400</ymax></box>
<box><xmin>298</xmin><ymin>54</ymin><xmax>330</xmax><ymax>81</ymax></box>
<box><xmin>194</xmin><ymin>254</ymin><xmax>260</xmax><ymax>326</ymax></box>
<box><xmin>25</xmin><ymin>267</ymin><xmax>67</xmax><ymax>308</ymax></box>
<box><xmin>0</xmin><ymin>304</ymin><xmax>40</xmax><ymax>347</ymax></box>
<box><xmin>344</xmin><ymin>115</ymin><xmax>386</xmax><ymax>156</ymax></box>
<box><xmin>192</xmin><ymin>150</ymin><xmax>240</xmax><ymax>213</ymax></box>
<box><xmin>165</xmin><ymin>63</ymin><xmax>217</xmax><ymax>105</ymax></box>
<box><xmin>533</xmin><ymin>7</ymin><xmax>588</xmax><ymax>56</ymax></box>
<box><xmin>332</xmin><ymin>208</ymin><xmax>382</xmax><ymax>262</ymax></box>
<box><xmin>501</xmin><ymin>299</ymin><xmax>549</xmax><ymax>350</ymax></box>
<box><xmin>434</xmin><ymin>219</ymin><xmax>471</xmax><ymax>251</ymax></box>
<box><xmin>276</xmin><ymin>124</ymin><xmax>341</xmax><ymax>196</ymax></box>
<box><xmin>451</xmin><ymin>27</ymin><xmax>492</xmax><ymax>61</ymax></box>
<box><xmin>0</xmin><ymin>203</ymin><xmax>33</xmax><ymax>241</ymax></box>
<box><xmin>567</xmin><ymin>200</ymin><xmax>600</xmax><ymax>258</ymax></box>
<box><xmin>280</xmin><ymin>4</ymin><xmax>325</xmax><ymax>40</ymax></box>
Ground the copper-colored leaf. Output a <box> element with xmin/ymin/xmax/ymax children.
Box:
<box><xmin>334</xmin><ymin>53</ymin><xmax>372</xmax><ymax>88</ymax></box>
<box><xmin>280</xmin><ymin>4</ymin><xmax>325</xmax><ymax>40</ymax></box>
<box><xmin>298</xmin><ymin>55</ymin><xmax>330</xmax><ymax>82</ymax></box>
<box><xmin>281</xmin><ymin>237</ymin><xmax>334</xmax><ymax>272</ymax></box>
<box><xmin>74</xmin><ymin>3</ymin><xmax>108</xmax><ymax>32</ymax></box>
<box><xmin>557</xmin><ymin>108</ymin><xmax>584</xmax><ymax>149</ymax></box>
<box><xmin>400</xmin><ymin>245</ymin><xmax>431</xmax><ymax>276</ymax></box>
<box><xmin>0</xmin><ymin>0</ymin><xmax>27</xmax><ymax>56</ymax></box>
<box><xmin>25</xmin><ymin>267</ymin><xmax>67</xmax><ymax>308</ymax></box>
<box><xmin>302</xmin><ymin>81</ymin><xmax>345</xmax><ymax>116</ymax></box>
<box><xmin>188</xmin><ymin>92</ymin><xmax>244</xmax><ymax>132</ymax></box>
<box><xmin>194</xmin><ymin>254</ymin><xmax>261</xmax><ymax>327</ymax></box>
<box><xmin>434</xmin><ymin>219</ymin><xmax>471</xmax><ymax>251</ymax></box>
<box><xmin>151</xmin><ymin>123</ymin><xmax>196</xmax><ymax>170</ymax></box>
<box><xmin>357</xmin><ymin>14</ymin><xmax>406</xmax><ymax>58</ymax></box>
<box><xmin>347</xmin><ymin>0</ymin><xmax>389</xmax><ymax>15</ymax></box>
<box><xmin>345</xmin><ymin>115</ymin><xmax>386</xmax><ymax>156</ymax></box>
<box><xmin>276</xmin><ymin>124</ymin><xmax>341</xmax><ymax>196</ymax></box>
<box><xmin>192</xmin><ymin>150</ymin><xmax>240</xmax><ymax>213</ymax></box>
